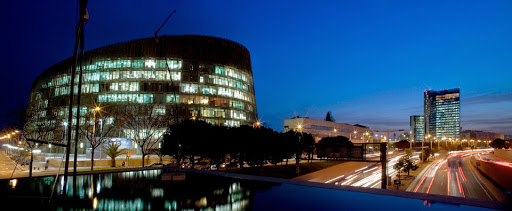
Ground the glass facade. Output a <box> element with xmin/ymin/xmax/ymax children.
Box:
<box><xmin>409</xmin><ymin>115</ymin><xmax>424</xmax><ymax>142</ymax></box>
<box><xmin>424</xmin><ymin>88</ymin><xmax>460</xmax><ymax>139</ymax></box>
<box><xmin>26</xmin><ymin>35</ymin><xmax>257</xmax><ymax>154</ymax></box>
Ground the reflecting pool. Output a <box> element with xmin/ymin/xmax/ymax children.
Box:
<box><xmin>0</xmin><ymin>169</ymin><xmax>504</xmax><ymax>210</ymax></box>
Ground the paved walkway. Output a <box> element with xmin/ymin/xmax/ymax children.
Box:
<box><xmin>0</xmin><ymin>150</ymin><xmax>28</xmax><ymax>178</ymax></box>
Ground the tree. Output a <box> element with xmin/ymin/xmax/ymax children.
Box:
<box><xmin>102</xmin><ymin>141</ymin><xmax>125</xmax><ymax>167</ymax></box>
<box><xmin>300</xmin><ymin>133</ymin><xmax>315</xmax><ymax>162</ymax></box>
<box><xmin>155</xmin><ymin>149</ymin><xmax>165</xmax><ymax>163</ymax></box>
<box><xmin>80</xmin><ymin>107</ymin><xmax>117</xmax><ymax>170</ymax></box>
<box><xmin>316</xmin><ymin>136</ymin><xmax>352</xmax><ymax>159</ymax></box>
<box><xmin>421</xmin><ymin>148</ymin><xmax>431</xmax><ymax>162</ymax></box>
<box><xmin>394</xmin><ymin>140</ymin><xmax>410</xmax><ymax>150</ymax></box>
<box><xmin>162</xmin><ymin>120</ymin><xmax>214</xmax><ymax>169</ymax></box>
<box><xmin>394</xmin><ymin>157</ymin><xmax>406</xmax><ymax>180</ymax></box>
<box><xmin>22</xmin><ymin>104</ymin><xmax>58</xmax><ymax>177</ymax></box>
<box><xmin>394</xmin><ymin>149</ymin><xmax>415</xmax><ymax>180</ymax></box>
<box><xmin>490</xmin><ymin>139</ymin><xmax>506</xmax><ymax>149</ymax></box>
<box><xmin>325</xmin><ymin>111</ymin><xmax>335</xmax><ymax>122</ymax></box>
<box><xmin>120</xmin><ymin>104</ymin><xmax>174</xmax><ymax>167</ymax></box>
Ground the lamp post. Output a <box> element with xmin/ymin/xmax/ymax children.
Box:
<box><xmin>422</xmin><ymin>135</ymin><xmax>430</xmax><ymax>163</ymax></box>
<box><xmin>296</xmin><ymin>124</ymin><xmax>303</xmax><ymax>176</ymax></box>
<box><xmin>91</xmin><ymin>107</ymin><xmax>101</xmax><ymax>163</ymax></box>
<box><xmin>410</xmin><ymin>139</ymin><xmax>414</xmax><ymax>151</ymax></box>
<box><xmin>62</xmin><ymin>122</ymin><xmax>68</xmax><ymax>155</ymax></box>
<box><xmin>350</xmin><ymin>131</ymin><xmax>356</xmax><ymax>142</ymax></box>
<box><xmin>430</xmin><ymin>135</ymin><xmax>434</xmax><ymax>149</ymax></box>
<box><xmin>92</xmin><ymin>107</ymin><xmax>101</xmax><ymax>141</ymax></box>
<box><xmin>254</xmin><ymin>121</ymin><xmax>261</xmax><ymax>128</ymax></box>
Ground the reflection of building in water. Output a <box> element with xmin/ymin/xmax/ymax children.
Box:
<box><xmin>54</xmin><ymin>170</ymin><xmax>273</xmax><ymax>210</ymax></box>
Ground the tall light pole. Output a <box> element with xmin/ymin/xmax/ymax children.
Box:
<box><xmin>62</xmin><ymin>122</ymin><xmax>68</xmax><ymax>155</ymax></box>
<box><xmin>422</xmin><ymin>134</ymin><xmax>430</xmax><ymax>163</ymax></box>
<box><xmin>296</xmin><ymin>124</ymin><xmax>303</xmax><ymax>176</ymax></box>
<box><xmin>92</xmin><ymin>107</ymin><xmax>101</xmax><ymax>143</ymax></box>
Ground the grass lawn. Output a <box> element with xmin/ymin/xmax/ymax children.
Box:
<box><xmin>222</xmin><ymin>160</ymin><xmax>345</xmax><ymax>179</ymax></box>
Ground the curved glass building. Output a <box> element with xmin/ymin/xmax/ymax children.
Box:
<box><xmin>27</xmin><ymin>35</ymin><xmax>257</xmax><ymax>153</ymax></box>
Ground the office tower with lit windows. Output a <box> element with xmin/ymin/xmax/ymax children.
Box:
<box><xmin>410</xmin><ymin>115</ymin><xmax>424</xmax><ymax>142</ymax></box>
<box><xmin>26</xmin><ymin>35</ymin><xmax>257</xmax><ymax>156</ymax></box>
<box><xmin>424</xmin><ymin>88</ymin><xmax>460</xmax><ymax>140</ymax></box>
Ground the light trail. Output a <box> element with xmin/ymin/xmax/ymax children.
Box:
<box><xmin>426</xmin><ymin>164</ymin><xmax>438</xmax><ymax>194</ymax></box>
<box><xmin>325</xmin><ymin>175</ymin><xmax>344</xmax><ymax>184</ymax></box>
<box><xmin>447</xmin><ymin>166</ymin><xmax>450</xmax><ymax>195</ymax></box>
<box><xmin>362</xmin><ymin>167</ymin><xmax>378</xmax><ymax>174</ymax></box>
<box><xmin>414</xmin><ymin>159</ymin><xmax>439</xmax><ymax>192</ymax></box>
<box><xmin>455</xmin><ymin>172</ymin><xmax>466</xmax><ymax>197</ymax></box>
<box><xmin>458</xmin><ymin>167</ymin><xmax>467</xmax><ymax>181</ymax></box>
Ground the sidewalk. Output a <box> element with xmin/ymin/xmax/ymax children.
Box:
<box><xmin>405</xmin><ymin>150</ymin><xmax>447</xmax><ymax>192</ymax></box>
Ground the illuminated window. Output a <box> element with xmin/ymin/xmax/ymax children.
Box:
<box><xmin>133</xmin><ymin>60</ymin><xmax>144</xmax><ymax>68</ymax></box>
<box><xmin>145</xmin><ymin>60</ymin><xmax>156</xmax><ymax>68</ymax></box>
<box><xmin>181</xmin><ymin>83</ymin><xmax>198</xmax><ymax>93</ymax></box>
<box><xmin>166</xmin><ymin>94</ymin><xmax>179</xmax><ymax>103</ymax></box>
<box><xmin>129</xmin><ymin>82</ymin><xmax>139</xmax><ymax>91</ymax></box>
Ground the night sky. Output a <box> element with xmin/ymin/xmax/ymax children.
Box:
<box><xmin>2</xmin><ymin>1</ymin><xmax>512</xmax><ymax>135</ymax></box>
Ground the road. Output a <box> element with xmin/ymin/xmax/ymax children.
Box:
<box><xmin>0</xmin><ymin>150</ymin><xmax>27</xmax><ymax>178</ymax></box>
<box><xmin>295</xmin><ymin>152</ymin><xmax>406</xmax><ymax>189</ymax></box>
<box><xmin>412</xmin><ymin>150</ymin><xmax>507</xmax><ymax>202</ymax></box>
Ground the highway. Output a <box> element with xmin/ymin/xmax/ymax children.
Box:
<box><xmin>323</xmin><ymin>152</ymin><xmax>410</xmax><ymax>188</ymax></box>
<box><xmin>412</xmin><ymin>150</ymin><xmax>508</xmax><ymax>201</ymax></box>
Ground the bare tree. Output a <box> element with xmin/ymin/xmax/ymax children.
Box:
<box><xmin>118</xmin><ymin>104</ymin><xmax>173</xmax><ymax>167</ymax></box>
<box><xmin>22</xmin><ymin>104</ymin><xmax>58</xmax><ymax>177</ymax></box>
<box><xmin>80</xmin><ymin>107</ymin><xmax>117</xmax><ymax>171</ymax></box>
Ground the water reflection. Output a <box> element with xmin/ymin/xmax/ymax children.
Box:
<box><xmin>2</xmin><ymin>169</ymin><xmax>275</xmax><ymax>210</ymax></box>
<box><xmin>0</xmin><ymin>169</ymin><xmax>500</xmax><ymax>210</ymax></box>
<box><xmin>8</xmin><ymin>179</ymin><xmax>17</xmax><ymax>189</ymax></box>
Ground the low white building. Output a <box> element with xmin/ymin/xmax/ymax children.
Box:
<box><xmin>284</xmin><ymin>117</ymin><xmax>372</xmax><ymax>143</ymax></box>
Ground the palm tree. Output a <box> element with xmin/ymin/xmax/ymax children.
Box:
<box><xmin>103</xmin><ymin>141</ymin><xmax>125</xmax><ymax>167</ymax></box>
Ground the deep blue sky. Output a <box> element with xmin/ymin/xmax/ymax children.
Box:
<box><xmin>2</xmin><ymin>1</ymin><xmax>512</xmax><ymax>134</ymax></box>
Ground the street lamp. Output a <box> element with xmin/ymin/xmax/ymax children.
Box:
<box><xmin>253</xmin><ymin>121</ymin><xmax>261</xmax><ymax>128</ymax></box>
<box><xmin>350</xmin><ymin>131</ymin><xmax>357</xmax><ymax>141</ymax></box>
<box><xmin>92</xmin><ymin>107</ymin><xmax>101</xmax><ymax>136</ymax></box>
<box><xmin>92</xmin><ymin>107</ymin><xmax>101</xmax><ymax>156</ymax></box>
<box><xmin>296</xmin><ymin>124</ymin><xmax>303</xmax><ymax>133</ymax></box>
<box><xmin>294</xmin><ymin>124</ymin><xmax>303</xmax><ymax>175</ymax></box>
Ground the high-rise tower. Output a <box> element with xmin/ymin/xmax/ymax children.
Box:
<box><xmin>424</xmin><ymin>88</ymin><xmax>460</xmax><ymax>139</ymax></box>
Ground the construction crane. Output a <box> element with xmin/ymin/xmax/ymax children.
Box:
<box><xmin>373</xmin><ymin>129</ymin><xmax>405</xmax><ymax>141</ymax></box>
